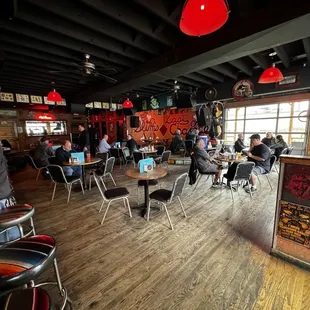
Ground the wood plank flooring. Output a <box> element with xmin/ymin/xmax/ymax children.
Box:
<box><xmin>11</xmin><ymin>163</ymin><xmax>310</xmax><ymax>310</ymax></box>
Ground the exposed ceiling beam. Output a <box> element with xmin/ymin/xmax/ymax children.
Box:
<box><xmin>25</xmin><ymin>0</ymin><xmax>161</xmax><ymax>55</ymax></box>
<box><xmin>185</xmin><ymin>73</ymin><xmax>212</xmax><ymax>85</ymax></box>
<box><xmin>80</xmin><ymin>0</ymin><xmax>174</xmax><ymax>46</ymax></box>
<box><xmin>0</xmin><ymin>20</ymin><xmax>134</xmax><ymax>68</ymax></box>
<box><xmin>274</xmin><ymin>46</ymin><xmax>290</xmax><ymax>68</ymax></box>
<box><xmin>302</xmin><ymin>37</ymin><xmax>310</xmax><ymax>63</ymax></box>
<box><xmin>15</xmin><ymin>2</ymin><xmax>148</xmax><ymax>63</ymax></box>
<box><xmin>212</xmin><ymin>64</ymin><xmax>238</xmax><ymax>80</ymax></box>
<box><xmin>140</xmin><ymin>85</ymin><xmax>165</xmax><ymax>92</ymax></box>
<box><xmin>249</xmin><ymin>53</ymin><xmax>269</xmax><ymax>69</ymax></box>
<box><xmin>229</xmin><ymin>59</ymin><xmax>253</xmax><ymax>76</ymax></box>
<box><xmin>196</xmin><ymin>69</ymin><xmax>224</xmax><ymax>83</ymax></box>
<box><xmin>135</xmin><ymin>0</ymin><xmax>181</xmax><ymax>28</ymax></box>
<box><xmin>176</xmin><ymin>77</ymin><xmax>202</xmax><ymax>88</ymax></box>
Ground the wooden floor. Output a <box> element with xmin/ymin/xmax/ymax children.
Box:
<box><xmin>11</xmin><ymin>164</ymin><xmax>310</xmax><ymax>310</ymax></box>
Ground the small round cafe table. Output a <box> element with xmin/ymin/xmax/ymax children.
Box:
<box><xmin>125</xmin><ymin>167</ymin><xmax>167</xmax><ymax>217</ymax></box>
<box><xmin>63</xmin><ymin>157</ymin><xmax>102</xmax><ymax>189</ymax></box>
<box><xmin>139</xmin><ymin>150</ymin><xmax>158</xmax><ymax>158</ymax></box>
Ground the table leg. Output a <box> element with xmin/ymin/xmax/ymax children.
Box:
<box><xmin>82</xmin><ymin>166</ymin><xmax>86</xmax><ymax>189</ymax></box>
<box><xmin>141</xmin><ymin>180</ymin><xmax>149</xmax><ymax>218</ymax></box>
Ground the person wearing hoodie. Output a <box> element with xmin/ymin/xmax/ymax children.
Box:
<box><xmin>33</xmin><ymin>136</ymin><xmax>55</xmax><ymax>167</ymax></box>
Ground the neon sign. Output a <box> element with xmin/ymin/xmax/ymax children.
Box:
<box><xmin>34</xmin><ymin>113</ymin><xmax>56</xmax><ymax>121</ymax></box>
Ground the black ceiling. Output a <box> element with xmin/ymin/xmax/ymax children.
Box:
<box><xmin>1</xmin><ymin>0</ymin><xmax>310</xmax><ymax>103</ymax></box>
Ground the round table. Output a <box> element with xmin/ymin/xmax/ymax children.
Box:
<box><xmin>63</xmin><ymin>157</ymin><xmax>102</xmax><ymax>188</ymax></box>
<box><xmin>139</xmin><ymin>150</ymin><xmax>158</xmax><ymax>158</ymax></box>
<box><xmin>125</xmin><ymin>167</ymin><xmax>167</xmax><ymax>216</ymax></box>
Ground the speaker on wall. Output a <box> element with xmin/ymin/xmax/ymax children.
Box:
<box><xmin>196</xmin><ymin>107</ymin><xmax>212</xmax><ymax>127</ymax></box>
<box><xmin>130</xmin><ymin>116</ymin><xmax>139</xmax><ymax>128</ymax></box>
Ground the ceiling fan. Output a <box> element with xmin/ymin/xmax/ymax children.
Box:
<box><xmin>48</xmin><ymin>54</ymin><xmax>118</xmax><ymax>83</ymax></box>
<box><xmin>158</xmin><ymin>80</ymin><xmax>196</xmax><ymax>99</ymax></box>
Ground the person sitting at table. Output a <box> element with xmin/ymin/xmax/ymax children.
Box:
<box><xmin>262</xmin><ymin>132</ymin><xmax>276</xmax><ymax>147</ymax></box>
<box><xmin>170</xmin><ymin>129</ymin><xmax>185</xmax><ymax>154</ymax></box>
<box><xmin>185</xmin><ymin>128</ymin><xmax>197</xmax><ymax>144</ymax></box>
<box><xmin>270</xmin><ymin>135</ymin><xmax>288</xmax><ymax>159</ymax></box>
<box><xmin>33</xmin><ymin>136</ymin><xmax>55</xmax><ymax>168</ymax></box>
<box><xmin>55</xmin><ymin>140</ymin><xmax>81</xmax><ymax>177</ymax></box>
<box><xmin>98</xmin><ymin>134</ymin><xmax>111</xmax><ymax>153</ymax></box>
<box><xmin>243</xmin><ymin>134</ymin><xmax>271</xmax><ymax>193</ymax></box>
<box><xmin>193</xmin><ymin>138</ymin><xmax>223</xmax><ymax>188</ymax></box>
<box><xmin>126</xmin><ymin>134</ymin><xmax>138</xmax><ymax>155</ymax></box>
<box><xmin>234</xmin><ymin>133</ymin><xmax>246</xmax><ymax>153</ymax></box>
<box><xmin>1</xmin><ymin>139</ymin><xmax>11</xmax><ymax>150</ymax></box>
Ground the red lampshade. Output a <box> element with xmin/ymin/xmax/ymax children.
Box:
<box><xmin>47</xmin><ymin>89</ymin><xmax>63</xmax><ymax>102</ymax></box>
<box><xmin>258</xmin><ymin>65</ymin><xmax>284</xmax><ymax>84</ymax></box>
<box><xmin>122</xmin><ymin>98</ymin><xmax>133</xmax><ymax>108</ymax></box>
<box><xmin>180</xmin><ymin>0</ymin><xmax>229</xmax><ymax>36</ymax></box>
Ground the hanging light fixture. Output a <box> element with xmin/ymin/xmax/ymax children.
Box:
<box><xmin>47</xmin><ymin>82</ymin><xmax>63</xmax><ymax>102</ymax></box>
<box><xmin>180</xmin><ymin>0</ymin><xmax>230</xmax><ymax>36</ymax></box>
<box><xmin>258</xmin><ymin>64</ymin><xmax>284</xmax><ymax>84</ymax></box>
<box><xmin>122</xmin><ymin>98</ymin><xmax>133</xmax><ymax>108</ymax></box>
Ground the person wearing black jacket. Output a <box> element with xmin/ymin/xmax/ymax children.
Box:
<box><xmin>33</xmin><ymin>137</ymin><xmax>54</xmax><ymax>167</ymax></box>
<box><xmin>234</xmin><ymin>133</ymin><xmax>246</xmax><ymax>152</ymax></box>
<box><xmin>126</xmin><ymin>134</ymin><xmax>138</xmax><ymax>155</ymax></box>
<box><xmin>78</xmin><ymin>124</ymin><xmax>90</xmax><ymax>152</ymax></box>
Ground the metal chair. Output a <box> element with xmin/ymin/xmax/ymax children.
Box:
<box><xmin>121</xmin><ymin>147</ymin><xmax>135</xmax><ymax>168</ymax></box>
<box><xmin>89</xmin><ymin>157</ymin><xmax>116</xmax><ymax>190</ymax></box>
<box><xmin>155</xmin><ymin>150</ymin><xmax>171</xmax><ymax>173</ymax></box>
<box><xmin>26</xmin><ymin>155</ymin><xmax>45</xmax><ymax>181</ymax></box>
<box><xmin>133</xmin><ymin>151</ymin><xmax>144</xmax><ymax>165</ymax></box>
<box><xmin>156</xmin><ymin>145</ymin><xmax>165</xmax><ymax>156</ymax></box>
<box><xmin>274</xmin><ymin>147</ymin><xmax>288</xmax><ymax>174</ymax></box>
<box><xmin>109</xmin><ymin>148</ymin><xmax>123</xmax><ymax>167</ymax></box>
<box><xmin>147</xmin><ymin>173</ymin><xmax>188</xmax><ymax>230</ymax></box>
<box><xmin>222</xmin><ymin>162</ymin><xmax>255</xmax><ymax>200</ymax></box>
<box><xmin>254</xmin><ymin>155</ymin><xmax>277</xmax><ymax>190</ymax></box>
<box><xmin>0</xmin><ymin>204</ymin><xmax>36</xmax><ymax>246</ymax></box>
<box><xmin>91</xmin><ymin>173</ymin><xmax>132</xmax><ymax>225</ymax></box>
<box><xmin>0</xmin><ymin>235</ymin><xmax>71</xmax><ymax>309</ymax></box>
<box><xmin>96</xmin><ymin>152</ymin><xmax>109</xmax><ymax>164</ymax></box>
<box><xmin>46</xmin><ymin>164</ymin><xmax>84</xmax><ymax>203</ymax></box>
<box><xmin>287</xmin><ymin>146</ymin><xmax>294</xmax><ymax>155</ymax></box>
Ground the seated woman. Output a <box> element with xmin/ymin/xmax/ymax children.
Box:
<box><xmin>193</xmin><ymin>138</ymin><xmax>223</xmax><ymax>188</ymax></box>
<box><xmin>270</xmin><ymin>135</ymin><xmax>288</xmax><ymax>159</ymax></box>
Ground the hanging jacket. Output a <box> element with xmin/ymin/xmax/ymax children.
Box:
<box><xmin>189</xmin><ymin>154</ymin><xmax>198</xmax><ymax>185</ymax></box>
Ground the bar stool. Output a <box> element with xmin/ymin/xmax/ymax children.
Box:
<box><xmin>0</xmin><ymin>235</ymin><xmax>71</xmax><ymax>308</ymax></box>
<box><xmin>0</xmin><ymin>204</ymin><xmax>36</xmax><ymax>245</ymax></box>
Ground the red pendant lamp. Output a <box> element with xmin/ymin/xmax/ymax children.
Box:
<box><xmin>122</xmin><ymin>98</ymin><xmax>133</xmax><ymax>108</ymax></box>
<box><xmin>258</xmin><ymin>64</ymin><xmax>284</xmax><ymax>84</ymax></box>
<box><xmin>47</xmin><ymin>89</ymin><xmax>63</xmax><ymax>102</ymax></box>
<box><xmin>180</xmin><ymin>0</ymin><xmax>229</xmax><ymax>36</ymax></box>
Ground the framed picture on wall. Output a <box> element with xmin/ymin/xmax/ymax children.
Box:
<box><xmin>44</xmin><ymin>96</ymin><xmax>55</xmax><ymax>105</ymax></box>
<box><xmin>16</xmin><ymin>94</ymin><xmax>30</xmax><ymax>103</ymax></box>
<box><xmin>102</xmin><ymin>102</ymin><xmax>109</xmax><ymax>109</ymax></box>
<box><xmin>109</xmin><ymin>123</ymin><xmax>114</xmax><ymax>132</ymax></box>
<box><xmin>30</xmin><ymin>95</ymin><xmax>43</xmax><ymax>104</ymax></box>
<box><xmin>0</xmin><ymin>92</ymin><xmax>14</xmax><ymax>102</ymax></box>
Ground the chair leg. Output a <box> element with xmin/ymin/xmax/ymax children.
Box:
<box><xmin>53</xmin><ymin>258</ymin><xmax>65</xmax><ymax>296</ymax></box>
<box><xmin>36</xmin><ymin>169</ymin><xmax>41</xmax><ymax>181</ymax></box>
<box><xmin>194</xmin><ymin>174</ymin><xmax>202</xmax><ymax>191</ymax></box>
<box><xmin>30</xmin><ymin>217</ymin><xmax>36</xmax><ymax>235</ymax></box>
<box><xmin>89</xmin><ymin>174</ymin><xmax>92</xmax><ymax>190</ymax></box>
<box><xmin>247</xmin><ymin>180</ymin><xmax>253</xmax><ymax>199</ymax></box>
<box><xmin>266</xmin><ymin>175</ymin><xmax>273</xmax><ymax>190</ymax></box>
<box><xmin>100</xmin><ymin>176</ymin><xmax>107</xmax><ymax>190</ymax></box>
<box><xmin>230</xmin><ymin>185</ymin><xmax>234</xmax><ymax>201</ymax></box>
<box><xmin>177</xmin><ymin>196</ymin><xmax>187</xmax><ymax>218</ymax></box>
<box><xmin>256</xmin><ymin>174</ymin><xmax>261</xmax><ymax>185</ymax></box>
<box><xmin>163</xmin><ymin>203</ymin><xmax>174</xmax><ymax>230</ymax></box>
<box><xmin>79</xmin><ymin>179</ymin><xmax>85</xmax><ymax>194</ymax></box>
<box><xmin>52</xmin><ymin>183</ymin><xmax>57</xmax><ymax>201</ymax></box>
<box><xmin>109</xmin><ymin>173</ymin><xmax>116</xmax><ymax>186</ymax></box>
<box><xmin>275</xmin><ymin>164</ymin><xmax>279</xmax><ymax>174</ymax></box>
<box><xmin>67</xmin><ymin>184</ymin><xmax>72</xmax><ymax>203</ymax></box>
<box><xmin>125</xmin><ymin>198</ymin><xmax>132</xmax><ymax>218</ymax></box>
<box><xmin>101</xmin><ymin>200</ymin><xmax>112</xmax><ymax>225</ymax></box>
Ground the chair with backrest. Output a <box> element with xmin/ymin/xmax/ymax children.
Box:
<box><xmin>109</xmin><ymin>148</ymin><xmax>123</xmax><ymax>167</ymax></box>
<box><xmin>147</xmin><ymin>173</ymin><xmax>188</xmax><ymax>230</ymax></box>
<box><xmin>89</xmin><ymin>157</ymin><xmax>116</xmax><ymax>190</ymax></box>
<box><xmin>287</xmin><ymin>146</ymin><xmax>294</xmax><ymax>155</ymax></box>
<box><xmin>184</xmin><ymin>140</ymin><xmax>194</xmax><ymax>157</ymax></box>
<box><xmin>0</xmin><ymin>235</ymin><xmax>71</xmax><ymax>309</ymax></box>
<box><xmin>155</xmin><ymin>150</ymin><xmax>171</xmax><ymax>173</ymax></box>
<box><xmin>121</xmin><ymin>147</ymin><xmax>135</xmax><ymax>168</ymax></box>
<box><xmin>274</xmin><ymin>147</ymin><xmax>288</xmax><ymax>174</ymax></box>
<box><xmin>0</xmin><ymin>204</ymin><xmax>36</xmax><ymax>246</ymax></box>
<box><xmin>46</xmin><ymin>164</ymin><xmax>84</xmax><ymax>203</ymax></box>
<box><xmin>254</xmin><ymin>155</ymin><xmax>277</xmax><ymax>190</ymax></box>
<box><xmin>156</xmin><ymin>145</ymin><xmax>165</xmax><ymax>156</ymax></box>
<box><xmin>133</xmin><ymin>151</ymin><xmax>144</xmax><ymax>165</ymax></box>
<box><xmin>91</xmin><ymin>173</ymin><xmax>132</xmax><ymax>225</ymax></box>
<box><xmin>222</xmin><ymin>162</ymin><xmax>255</xmax><ymax>200</ymax></box>
<box><xmin>96</xmin><ymin>152</ymin><xmax>109</xmax><ymax>165</ymax></box>
<box><xmin>26</xmin><ymin>155</ymin><xmax>45</xmax><ymax>181</ymax></box>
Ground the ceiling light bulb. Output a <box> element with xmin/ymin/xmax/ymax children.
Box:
<box><xmin>201</xmin><ymin>4</ymin><xmax>205</xmax><ymax>10</ymax></box>
<box><xmin>269</xmin><ymin>51</ymin><xmax>277</xmax><ymax>57</ymax></box>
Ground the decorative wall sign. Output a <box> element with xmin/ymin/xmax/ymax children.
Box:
<box><xmin>16</xmin><ymin>94</ymin><xmax>30</xmax><ymax>103</ymax></box>
<box><xmin>167</xmin><ymin>96</ymin><xmax>173</xmax><ymax>107</ymax></box>
<box><xmin>30</xmin><ymin>95</ymin><xmax>43</xmax><ymax>104</ymax></box>
<box><xmin>205</xmin><ymin>87</ymin><xmax>217</xmax><ymax>100</ymax></box>
<box><xmin>232</xmin><ymin>80</ymin><xmax>254</xmax><ymax>100</ymax></box>
<box><xmin>85</xmin><ymin>102</ymin><xmax>94</xmax><ymax>108</ymax></box>
<box><xmin>142</xmin><ymin>100</ymin><xmax>147</xmax><ymax>111</ymax></box>
<box><xmin>44</xmin><ymin>96</ymin><xmax>55</xmax><ymax>105</ymax></box>
<box><xmin>94</xmin><ymin>101</ymin><xmax>102</xmax><ymax>109</ymax></box>
<box><xmin>57</xmin><ymin>98</ymin><xmax>67</xmax><ymax>106</ymax></box>
<box><xmin>150</xmin><ymin>96</ymin><xmax>159</xmax><ymax>109</ymax></box>
<box><xmin>117</xmin><ymin>104</ymin><xmax>123</xmax><ymax>110</ymax></box>
<box><xmin>17</xmin><ymin>126</ymin><xmax>23</xmax><ymax>134</ymax></box>
<box><xmin>110</xmin><ymin>103</ymin><xmax>117</xmax><ymax>111</ymax></box>
<box><xmin>276</xmin><ymin>73</ymin><xmax>299</xmax><ymax>88</ymax></box>
<box><xmin>102</xmin><ymin>102</ymin><xmax>109</xmax><ymax>109</ymax></box>
<box><xmin>0</xmin><ymin>92</ymin><xmax>14</xmax><ymax>102</ymax></box>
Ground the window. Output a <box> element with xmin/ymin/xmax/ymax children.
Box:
<box><xmin>25</xmin><ymin>121</ymin><xmax>67</xmax><ymax>136</ymax></box>
<box><xmin>224</xmin><ymin>100</ymin><xmax>309</xmax><ymax>155</ymax></box>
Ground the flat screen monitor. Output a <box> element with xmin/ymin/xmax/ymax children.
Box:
<box><xmin>114</xmin><ymin>142</ymin><xmax>121</xmax><ymax>148</ymax></box>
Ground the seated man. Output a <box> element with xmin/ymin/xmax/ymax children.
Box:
<box><xmin>170</xmin><ymin>129</ymin><xmax>185</xmax><ymax>154</ymax></box>
<box><xmin>243</xmin><ymin>134</ymin><xmax>271</xmax><ymax>193</ymax></box>
<box><xmin>33</xmin><ymin>136</ymin><xmax>55</xmax><ymax>167</ymax></box>
<box><xmin>262</xmin><ymin>132</ymin><xmax>276</xmax><ymax>147</ymax></box>
<box><xmin>98</xmin><ymin>134</ymin><xmax>111</xmax><ymax>153</ymax></box>
<box><xmin>270</xmin><ymin>135</ymin><xmax>288</xmax><ymax>159</ymax></box>
<box><xmin>55</xmin><ymin>140</ymin><xmax>82</xmax><ymax>177</ymax></box>
<box><xmin>126</xmin><ymin>134</ymin><xmax>138</xmax><ymax>155</ymax></box>
<box><xmin>185</xmin><ymin>128</ymin><xmax>197</xmax><ymax>144</ymax></box>
<box><xmin>234</xmin><ymin>133</ymin><xmax>246</xmax><ymax>152</ymax></box>
<box><xmin>193</xmin><ymin>138</ymin><xmax>223</xmax><ymax>188</ymax></box>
